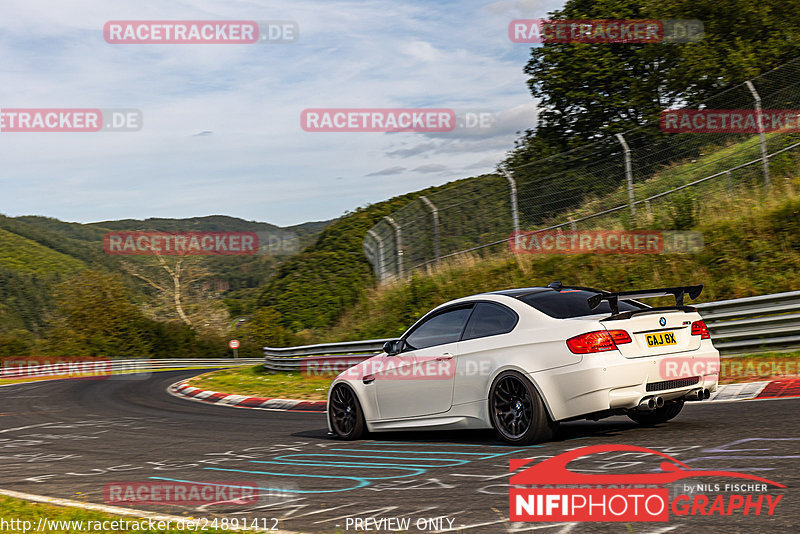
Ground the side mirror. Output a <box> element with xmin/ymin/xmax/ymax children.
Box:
<box><xmin>383</xmin><ymin>340</ymin><xmax>400</xmax><ymax>355</ymax></box>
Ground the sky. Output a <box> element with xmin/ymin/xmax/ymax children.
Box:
<box><xmin>0</xmin><ymin>0</ymin><xmax>565</xmax><ymax>227</ymax></box>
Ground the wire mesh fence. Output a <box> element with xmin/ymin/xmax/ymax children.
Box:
<box><xmin>364</xmin><ymin>58</ymin><xmax>800</xmax><ymax>281</ymax></box>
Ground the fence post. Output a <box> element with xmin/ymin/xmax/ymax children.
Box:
<box><xmin>366</xmin><ymin>229</ymin><xmax>385</xmax><ymax>281</ymax></box>
<box><xmin>419</xmin><ymin>195</ymin><xmax>440</xmax><ymax>264</ymax></box>
<box><xmin>384</xmin><ymin>216</ymin><xmax>404</xmax><ymax>277</ymax></box>
<box><xmin>363</xmin><ymin>236</ymin><xmax>377</xmax><ymax>277</ymax></box>
<box><xmin>615</xmin><ymin>133</ymin><xmax>636</xmax><ymax>219</ymax></box>
<box><xmin>745</xmin><ymin>80</ymin><xmax>771</xmax><ymax>188</ymax></box>
<box><xmin>501</xmin><ymin>170</ymin><xmax>520</xmax><ymax>235</ymax></box>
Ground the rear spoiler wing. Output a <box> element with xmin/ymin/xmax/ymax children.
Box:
<box><xmin>587</xmin><ymin>284</ymin><xmax>703</xmax><ymax>316</ymax></box>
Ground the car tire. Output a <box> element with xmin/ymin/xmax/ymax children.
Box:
<box><xmin>628</xmin><ymin>400</ymin><xmax>685</xmax><ymax>425</ymax></box>
<box><xmin>489</xmin><ymin>371</ymin><xmax>557</xmax><ymax>445</ymax></box>
<box><xmin>328</xmin><ymin>383</ymin><xmax>366</xmax><ymax>440</ymax></box>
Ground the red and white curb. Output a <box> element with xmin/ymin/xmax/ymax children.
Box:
<box><xmin>169</xmin><ymin>378</ymin><xmax>800</xmax><ymax>413</ymax></box>
<box><xmin>168</xmin><ymin>379</ymin><xmax>326</xmax><ymax>412</ymax></box>
<box><xmin>709</xmin><ymin>378</ymin><xmax>800</xmax><ymax>402</ymax></box>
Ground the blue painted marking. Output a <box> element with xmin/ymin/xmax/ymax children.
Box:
<box><xmin>150</xmin><ymin>474</ymin><xmax>371</xmax><ymax>494</ymax></box>
<box><xmin>330</xmin><ymin>448</ymin><xmax>491</xmax><ymax>455</ymax></box>
<box><xmin>370</xmin><ymin>441</ymin><xmax>532</xmax><ymax>448</ymax></box>
<box><xmin>251</xmin><ymin>459</ymin><xmax>455</xmax><ymax>469</ymax></box>
<box><xmin>204</xmin><ymin>465</ymin><xmax>424</xmax><ymax>480</ymax></box>
<box><xmin>155</xmin><ymin>443</ymin><xmax>531</xmax><ymax>495</ymax></box>
<box><xmin>272</xmin><ymin>453</ymin><xmax>470</xmax><ymax>466</ymax></box>
<box><xmin>144</xmin><ymin>479</ymin><xmax>256</xmax><ymax>490</ymax></box>
<box><xmin>249</xmin><ymin>460</ymin><xmax>424</xmax><ymax>471</ymax></box>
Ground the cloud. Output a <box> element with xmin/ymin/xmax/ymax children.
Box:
<box><xmin>365</xmin><ymin>166</ymin><xmax>406</xmax><ymax>176</ymax></box>
<box><xmin>0</xmin><ymin>0</ymin><xmax>559</xmax><ymax>226</ymax></box>
<box><xmin>411</xmin><ymin>164</ymin><xmax>448</xmax><ymax>173</ymax></box>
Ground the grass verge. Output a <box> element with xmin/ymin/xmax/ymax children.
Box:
<box><xmin>717</xmin><ymin>348</ymin><xmax>800</xmax><ymax>384</ymax></box>
<box><xmin>186</xmin><ymin>365</ymin><xmax>333</xmax><ymax>400</ymax></box>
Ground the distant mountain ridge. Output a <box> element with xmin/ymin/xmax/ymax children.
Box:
<box><xmin>0</xmin><ymin>213</ymin><xmax>331</xmax><ymax>333</ymax></box>
<box><xmin>89</xmin><ymin>215</ymin><xmax>328</xmax><ymax>236</ymax></box>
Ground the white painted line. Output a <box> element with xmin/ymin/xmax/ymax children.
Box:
<box><xmin>0</xmin><ymin>487</ymin><xmax>298</xmax><ymax>533</ymax></box>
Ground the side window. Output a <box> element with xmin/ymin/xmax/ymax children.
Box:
<box><xmin>462</xmin><ymin>302</ymin><xmax>518</xmax><ymax>341</ymax></box>
<box><xmin>404</xmin><ymin>306</ymin><xmax>473</xmax><ymax>350</ymax></box>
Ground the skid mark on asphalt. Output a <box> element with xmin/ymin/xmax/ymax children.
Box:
<box><xmin>151</xmin><ymin>442</ymin><xmax>527</xmax><ymax>494</ymax></box>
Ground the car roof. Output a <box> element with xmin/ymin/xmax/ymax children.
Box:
<box><xmin>486</xmin><ymin>287</ymin><xmax>554</xmax><ymax>298</ymax></box>
<box><xmin>430</xmin><ymin>286</ymin><xmax>608</xmax><ymax>313</ymax></box>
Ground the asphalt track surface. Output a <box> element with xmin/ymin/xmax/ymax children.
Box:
<box><xmin>1</xmin><ymin>370</ymin><xmax>798</xmax><ymax>533</ymax></box>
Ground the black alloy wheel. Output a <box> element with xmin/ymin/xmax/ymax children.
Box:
<box><xmin>329</xmin><ymin>383</ymin><xmax>365</xmax><ymax>440</ymax></box>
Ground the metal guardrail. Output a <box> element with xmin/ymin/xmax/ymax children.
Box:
<box><xmin>133</xmin><ymin>358</ymin><xmax>263</xmax><ymax>369</ymax></box>
<box><xmin>264</xmin><ymin>339</ymin><xmax>395</xmax><ymax>372</ymax></box>
<box><xmin>264</xmin><ymin>339</ymin><xmax>393</xmax><ymax>357</ymax></box>
<box><xmin>263</xmin><ymin>291</ymin><xmax>800</xmax><ymax>370</ymax></box>
<box><xmin>695</xmin><ymin>291</ymin><xmax>800</xmax><ymax>354</ymax></box>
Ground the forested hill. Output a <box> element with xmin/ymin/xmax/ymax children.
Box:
<box><xmin>0</xmin><ymin>214</ymin><xmax>328</xmax><ymax>344</ymax></box>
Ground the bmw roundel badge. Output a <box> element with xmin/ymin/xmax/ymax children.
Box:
<box><xmin>659</xmin><ymin>317</ymin><xmax>667</xmax><ymax>326</ymax></box>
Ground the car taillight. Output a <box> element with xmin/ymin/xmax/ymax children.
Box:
<box><xmin>691</xmin><ymin>320</ymin><xmax>710</xmax><ymax>339</ymax></box>
<box><xmin>566</xmin><ymin>330</ymin><xmax>631</xmax><ymax>354</ymax></box>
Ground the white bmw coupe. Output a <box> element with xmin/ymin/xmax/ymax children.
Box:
<box><xmin>327</xmin><ymin>283</ymin><xmax>720</xmax><ymax>444</ymax></box>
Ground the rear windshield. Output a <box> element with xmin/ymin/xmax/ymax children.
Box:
<box><xmin>517</xmin><ymin>290</ymin><xmax>645</xmax><ymax>318</ymax></box>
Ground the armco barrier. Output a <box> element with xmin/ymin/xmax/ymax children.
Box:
<box><xmin>264</xmin><ymin>291</ymin><xmax>800</xmax><ymax>369</ymax></box>
<box><xmin>264</xmin><ymin>339</ymin><xmax>394</xmax><ymax>372</ymax></box>
<box><xmin>695</xmin><ymin>290</ymin><xmax>800</xmax><ymax>353</ymax></box>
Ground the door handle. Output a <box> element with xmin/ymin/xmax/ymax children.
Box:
<box><xmin>363</xmin><ymin>374</ymin><xmax>375</xmax><ymax>384</ymax></box>
<box><xmin>436</xmin><ymin>353</ymin><xmax>454</xmax><ymax>361</ymax></box>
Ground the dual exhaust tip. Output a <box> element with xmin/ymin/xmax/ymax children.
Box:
<box><xmin>684</xmin><ymin>387</ymin><xmax>711</xmax><ymax>401</ymax></box>
<box><xmin>637</xmin><ymin>396</ymin><xmax>665</xmax><ymax>411</ymax></box>
<box><xmin>637</xmin><ymin>388</ymin><xmax>709</xmax><ymax>411</ymax></box>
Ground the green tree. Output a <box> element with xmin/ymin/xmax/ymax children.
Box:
<box><xmin>44</xmin><ymin>270</ymin><xmax>154</xmax><ymax>358</ymax></box>
<box><xmin>517</xmin><ymin>0</ymin><xmax>800</xmax><ymax>153</ymax></box>
<box><xmin>243</xmin><ymin>307</ymin><xmax>296</xmax><ymax>349</ymax></box>
<box><xmin>0</xmin><ymin>329</ymin><xmax>35</xmax><ymax>357</ymax></box>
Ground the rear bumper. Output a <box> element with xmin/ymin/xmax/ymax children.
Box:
<box><xmin>607</xmin><ymin>373</ymin><xmax>717</xmax><ymax>409</ymax></box>
<box><xmin>529</xmin><ymin>345</ymin><xmax>720</xmax><ymax>421</ymax></box>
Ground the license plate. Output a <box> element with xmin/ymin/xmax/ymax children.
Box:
<box><xmin>645</xmin><ymin>332</ymin><xmax>677</xmax><ymax>347</ymax></box>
